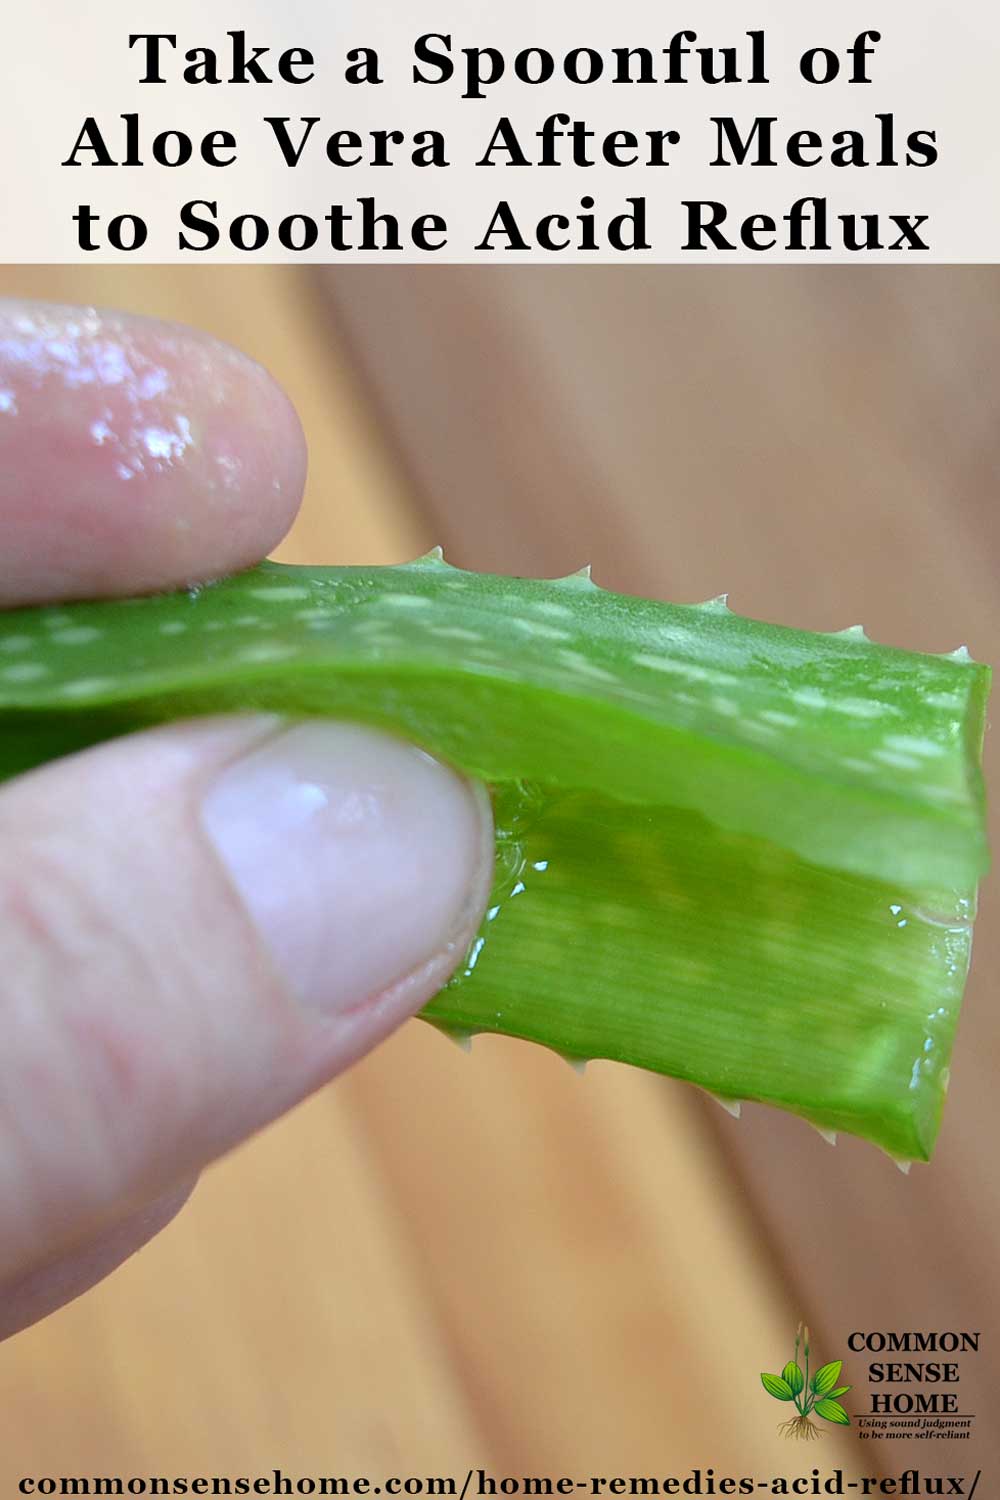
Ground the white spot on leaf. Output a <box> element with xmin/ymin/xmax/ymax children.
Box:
<box><xmin>247</xmin><ymin>587</ymin><xmax>311</xmax><ymax>602</ymax></box>
<box><xmin>633</xmin><ymin>653</ymin><xmax>739</xmax><ymax>687</ymax></box>
<box><xmin>883</xmin><ymin>734</ymin><xmax>947</xmax><ymax>758</ymax></box>
<box><xmin>50</xmin><ymin>627</ymin><xmax>102</xmax><ymax>645</ymax></box>
<box><xmin>559</xmin><ymin>650</ymin><xmax>617</xmax><ymax>683</ymax></box>
<box><xmin>56</xmin><ymin>677</ymin><xmax>117</xmax><ymax>697</ymax></box>
<box><xmin>791</xmin><ymin>687</ymin><xmax>827</xmax><ymax>709</ymax></box>
<box><xmin>0</xmin><ymin>662</ymin><xmax>48</xmax><ymax>682</ymax></box>
<box><xmin>239</xmin><ymin>643</ymin><xmax>297</xmax><ymax>663</ymax></box>
<box><xmin>512</xmin><ymin>620</ymin><xmax>571</xmax><ymax>642</ymax></box>
<box><xmin>429</xmin><ymin>626</ymin><xmax>483</xmax><ymax>642</ymax></box>
<box><xmin>830</xmin><ymin>697</ymin><xmax>893</xmax><ymax>720</ymax></box>
<box><xmin>872</xmin><ymin>748</ymin><xmax>923</xmax><ymax>771</ymax></box>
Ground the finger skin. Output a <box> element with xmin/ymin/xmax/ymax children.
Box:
<box><xmin>0</xmin><ymin>298</ymin><xmax>486</xmax><ymax>1333</ymax></box>
<box><xmin>0</xmin><ymin>1178</ymin><xmax>198</xmax><ymax>1342</ymax></box>
<box><xmin>0</xmin><ymin>301</ymin><xmax>307</xmax><ymax>605</ymax></box>
<box><xmin>0</xmin><ymin>719</ymin><xmax>494</xmax><ymax>1285</ymax></box>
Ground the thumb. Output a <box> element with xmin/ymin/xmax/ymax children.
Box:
<box><xmin>0</xmin><ymin>716</ymin><xmax>493</xmax><ymax>1281</ymax></box>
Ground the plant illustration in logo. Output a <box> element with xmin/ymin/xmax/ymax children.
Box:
<box><xmin>760</xmin><ymin>1324</ymin><xmax>852</xmax><ymax>1439</ymax></box>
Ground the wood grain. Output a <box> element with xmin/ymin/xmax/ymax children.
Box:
<box><xmin>323</xmin><ymin>263</ymin><xmax>998</xmax><ymax>1479</ymax></box>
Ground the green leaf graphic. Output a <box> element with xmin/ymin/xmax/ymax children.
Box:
<box><xmin>829</xmin><ymin>1386</ymin><xmax>851</xmax><ymax>1399</ymax></box>
<box><xmin>782</xmin><ymin>1361</ymin><xmax>805</xmax><ymax>1395</ymax></box>
<box><xmin>761</xmin><ymin>1373</ymin><xmax>795</xmax><ymax>1401</ymax></box>
<box><xmin>814</xmin><ymin>1397</ymin><xmax>850</xmax><ymax>1425</ymax></box>
<box><xmin>811</xmin><ymin>1361</ymin><xmax>843</xmax><ymax>1395</ymax></box>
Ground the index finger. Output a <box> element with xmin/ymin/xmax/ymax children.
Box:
<box><xmin>0</xmin><ymin>300</ymin><xmax>307</xmax><ymax>607</ymax></box>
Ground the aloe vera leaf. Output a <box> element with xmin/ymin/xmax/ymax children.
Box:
<box><xmin>0</xmin><ymin>554</ymin><xmax>989</xmax><ymax>1160</ymax></box>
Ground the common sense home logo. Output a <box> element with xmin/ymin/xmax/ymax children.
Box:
<box><xmin>760</xmin><ymin>1324</ymin><xmax>852</xmax><ymax>1440</ymax></box>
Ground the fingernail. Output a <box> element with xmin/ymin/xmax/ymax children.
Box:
<box><xmin>200</xmin><ymin>722</ymin><xmax>492</xmax><ymax>1015</ymax></box>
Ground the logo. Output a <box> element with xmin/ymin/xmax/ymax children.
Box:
<box><xmin>760</xmin><ymin>1324</ymin><xmax>852</xmax><ymax>1439</ymax></box>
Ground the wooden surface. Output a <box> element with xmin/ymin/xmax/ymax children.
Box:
<box><xmin>1</xmin><ymin>262</ymin><xmax>987</xmax><ymax>1482</ymax></box>
<box><xmin>324</xmin><ymin>264</ymin><xmax>999</xmax><ymax>1477</ymax></box>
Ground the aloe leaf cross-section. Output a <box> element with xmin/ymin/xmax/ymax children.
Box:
<box><xmin>0</xmin><ymin>554</ymin><xmax>990</xmax><ymax>1161</ymax></box>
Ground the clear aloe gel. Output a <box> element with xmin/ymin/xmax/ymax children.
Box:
<box><xmin>0</xmin><ymin>554</ymin><xmax>989</xmax><ymax>1161</ymax></box>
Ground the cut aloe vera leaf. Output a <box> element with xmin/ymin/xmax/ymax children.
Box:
<box><xmin>0</xmin><ymin>555</ymin><xmax>989</xmax><ymax>1159</ymax></box>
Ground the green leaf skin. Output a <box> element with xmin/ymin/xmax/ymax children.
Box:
<box><xmin>811</xmin><ymin>1361</ymin><xmax>843</xmax><ymax>1396</ymax></box>
<box><xmin>782</xmin><ymin>1362</ymin><xmax>805</xmax><ymax>1396</ymax></box>
<box><xmin>0</xmin><ymin>556</ymin><xmax>990</xmax><ymax>1160</ymax></box>
<box><xmin>813</xmin><ymin>1398</ymin><xmax>851</xmax><ymax>1426</ymax></box>
<box><xmin>761</xmin><ymin>1374</ymin><xmax>795</xmax><ymax>1402</ymax></box>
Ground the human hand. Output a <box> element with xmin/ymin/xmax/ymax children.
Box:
<box><xmin>0</xmin><ymin>300</ymin><xmax>493</xmax><ymax>1337</ymax></box>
